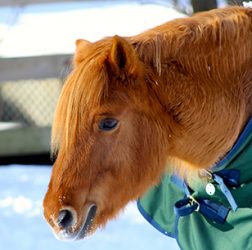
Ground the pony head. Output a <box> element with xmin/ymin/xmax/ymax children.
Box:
<box><xmin>43</xmin><ymin>35</ymin><xmax>174</xmax><ymax>240</ymax></box>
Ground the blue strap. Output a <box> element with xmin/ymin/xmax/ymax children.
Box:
<box><xmin>213</xmin><ymin>173</ymin><xmax>238</xmax><ymax>211</ymax></box>
<box><xmin>216</xmin><ymin>169</ymin><xmax>240</xmax><ymax>187</ymax></box>
<box><xmin>174</xmin><ymin>197</ymin><xmax>230</xmax><ymax>224</ymax></box>
<box><xmin>172</xmin><ymin>171</ymin><xmax>237</xmax><ymax>224</ymax></box>
<box><xmin>199</xmin><ymin>199</ymin><xmax>229</xmax><ymax>224</ymax></box>
<box><xmin>174</xmin><ymin>197</ymin><xmax>199</xmax><ymax>216</ymax></box>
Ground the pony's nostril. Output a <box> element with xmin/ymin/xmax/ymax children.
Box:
<box><xmin>57</xmin><ymin>209</ymin><xmax>74</xmax><ymax>230</ymax></box>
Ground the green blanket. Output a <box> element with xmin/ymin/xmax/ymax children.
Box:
<box><xmin>138</xmin><ymin>118</ymin><xmax>252</xmax><ymax>250</ymax></box>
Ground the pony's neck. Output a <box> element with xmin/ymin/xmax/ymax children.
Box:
<box><xmin>132</xmin><ymin>8</ymin><xmax>252</xmax><ymax>171</ymax></box>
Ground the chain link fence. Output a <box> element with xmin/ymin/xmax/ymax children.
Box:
<box><xmin>0</xmin><ymin>78</ymin><xmax>62</xmax><ymax>127</ymax></box>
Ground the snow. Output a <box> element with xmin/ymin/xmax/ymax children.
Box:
<box><xmin>243</xmin><ymin>1</ymin><xmax>252</xmax><ymax>7</ymax></box>
<box><xmin>0</xmin><ymin>165</ymin><xmax>180</xmax><ymax>250</ymax></box>
<box><xmin>0</xmin><ymin>1</ymin><xmax>185</xmax><ymax>57</ymax></box>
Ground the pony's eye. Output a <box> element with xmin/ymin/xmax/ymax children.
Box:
<box><xmin>99</xmin><ymin>118</ymin><xmax>118</xmax><ymax>131</ymax></box>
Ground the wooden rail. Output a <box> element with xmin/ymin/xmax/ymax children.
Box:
<box><xmin>0</xmin><ymin>54</ymin><xmax>72</xmax><ymax>82</ymax></box>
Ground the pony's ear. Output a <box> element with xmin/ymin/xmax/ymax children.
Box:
<box><xmin>108</xmin><ymin>35</ymin><xmax>139</xmax><ymax>75</ymax></box>
<box><xmin>75</xmin><ymin>39</ymin><xmax>91</xmax><ymax>51</ymax></box>
<box><xmin>74</xmin><ymin>39</ymin><xmax>91</xmax><ymax>66</ymax></box>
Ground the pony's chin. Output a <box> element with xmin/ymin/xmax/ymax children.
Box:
<box><xmin>55</xmin><ymin>204</ymin><xmax>97</xmax><ymax>241</ymax></box>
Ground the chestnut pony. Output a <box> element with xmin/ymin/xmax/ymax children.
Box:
<box><xmin>43</xmin><ymin>7</ymin><xmax>252</xmax><ymax>241</ymax></box>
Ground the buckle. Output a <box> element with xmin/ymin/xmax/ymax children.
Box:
<box><xmin>189</xmin><ymin>195</ymin><xmax>200</xmax><ymax>212</ymax></box>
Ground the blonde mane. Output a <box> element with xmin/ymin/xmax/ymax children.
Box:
<box><xmin>51</xmin><ymin>44</ymin><xmax>110</xmax><ymax>156</ymax></box>
<box><xmin>132</xmin><ymin>7</ymin><xmax>251</xmax><ymax>79</ymax></box>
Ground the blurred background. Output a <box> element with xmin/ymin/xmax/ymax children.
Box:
<box><xmin>0</xmin><ymin>0</ymin><xmax>249</xmax><ymax>250</ymax></box>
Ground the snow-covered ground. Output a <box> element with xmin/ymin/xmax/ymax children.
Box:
<box><xmin>0</xmin><ymin>165</ymin><xmax>180</xmax><ymax>250</ymax></box>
